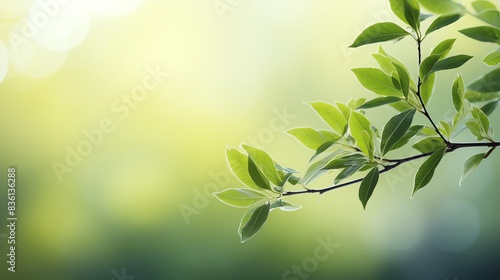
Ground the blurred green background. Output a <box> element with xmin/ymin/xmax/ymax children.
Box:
<box><xmin>1</xmin><ymin>0</ymin><xmax>500</xmax><ymax>279</ymax></box>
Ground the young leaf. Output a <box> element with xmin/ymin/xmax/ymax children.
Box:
<box><xmin>420</xmin><ymin>55</ymin><xmax>440</xmax><ymax>80</ymax></box>
<box><xmin>349</xmin><ymin>111</ymin><xmax>374</xmax><ymax>159</ymax></box>
<box><xmin>349</xmin><ymin>22</ymin><xmax>411</xmax><ymax>48</ymax></box>
<box><xmin>270</xmin><ymin>200</ymin><xmax>302</xmax><ymax>212</ymax></box>
<box><xmin>239</xmin><ymin>202</ymin><xmax>271</xmax><ymax>243</ymax></box>
<box><xmin>466</xmin><ymin>120</ymin><xmax>486</xmax><ymax>140</ymax></box>
<box><xmin>393</xmin><ymin>62</ymin><xmax>410</xmax><ymax>98</ymax></box>
<box><xmin>214</xmin><ymin>189</ymin><xmax>268</xmax><ymax>208</ymax></box>
<box><xmin>347</xmin><ymin>98</ymin><xmax>366</xmax><ymax>110</ymax></box>
<box><xmin>471</xmin><ymin>106</ymin><xmax>490</xmax><ymax>134</ymax></box>
<box><xmin>352</xmin><ymin>68</ymin><xmax>403</xmax><ymax>97</ymax></box>
<box><xmin>359</xmin><ymin>167</ymin><xmax>380</xmax><ymax>209</ymax></box>
<box><xmin>438</xmin><ymin>121</ymin><xmax>453</xmax><ymax>139</ymax></box>
<box><xmin>390</xmin><ymin>0</ymin><xmax>421</xmax><ymax>32</ymax></box>
<box><xmin>287</xmin><ymin>127</ymin><xmax>341</xmax><ymax>150</ymax></box>
<box><xmin>412</xmin><ymin>136</ymin><xmax>446</xmax><ymax>153</ymax></box>
<box><xmin>243</xmin><ymin>145</ymin><xmax>285</xmax><ymax>187</ymax></box>
<box><xmin>334</xmin><ymin>163</ymin><xmax>365</xmax><ymax>184</ymax></box>
<box><xmin>309</xmin><ymin>101</ymin><xmax>348</xmax><ymax>135</ymax></box>
<box><xmin>421</xmin><ymin>73</ymin><xmax>435</xmax><ymax>104</ymax></box>
<box><xmin>391</xmin><ymin>125</ymin><xmax>424</xmax><ymax>150</ymax></box>
<box><xmin>227</xmin><ymin>148</ymin><xmax>268</xmax><ymax>190</ymax></box>
<box><xmin>483</xmin><ymin>47</ymin><xmax>500</xmax><ymax>66</ymax></box>
<box><xmin>413</xmin><ymin>147</ymin><xmax>446</xmax><ymax>196</ymax></box>
<box><xmin>468</xmin><ymin>68</ymin><xmax>500</xmax><ymax>93</ymax></box>
<box><xmin>459</xmin><ymin>26</ymin><xmax>500</xmax><ymax>43</ymax></box>
<box><xmin>452</xmin><ymin>74</ymin><xmax>464</xmax><ymax>111</ymax></box>
<box><xmin>426</xmin><ymin>14</ymin><xmax>463</xmax><ymax>35</ymax></box>
<box><xmin>429</xmin><ymin>55</ymin><xmax>473</xmax><ymax>75</ymax></box>
<box><xmin>322</xmin><ymin>153</ymin><xmax>368</xmax><ymax>170</ymax></box>
<box><xmin>460</xmin><ymin>153</ymin><xmax>486</xmax><ymax>186</ymax></box>
<box><xmin>381</xmin><ymin>109</ymin><xmax>416</xmax><ymax>155</ymax></box>
<box><xmin>431</xmin><ymin>38</ymin><xmax>457</xmax><ymax>58</ymax></box>
<box><xmin>417</xmin><ymin>0</ymin><xmax>464</xmax><ymax>14</ymax></box>
<box><xmin>357</xmin><ymin>96</ymin><xmax>402</xmax><ymax>109</ymax></box>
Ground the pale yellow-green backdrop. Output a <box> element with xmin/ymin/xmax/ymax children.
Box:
<box><xmin>1</xmin><ymin>0</ymin><xmax>499</xmax><ymax>279</ymax></box>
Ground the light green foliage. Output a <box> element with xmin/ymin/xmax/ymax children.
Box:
<box><xmin>217</xmin><ymin>0</ymin><xmax>500</xmax><ymax>242</ymax></box>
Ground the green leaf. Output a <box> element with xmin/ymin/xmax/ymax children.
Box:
<box><xmin>287</xmin><ymin>127</ymin><xmax>341</xmax><ymax>150</ymax></box>
<box><xmin>460</xmin><ymin>153</ymin><xmax>486</xmax><ymax>186</ymax></box>
<box><xmin>393</xmin><ymin>62</ymin><xmax>410</xmax><ymax>98</ymax></box>
<box><xmin>309</xmin><ymin>101</ymin><xmax>348</xmax><ymax>135</ymax></box>
<box><xmin>347</xmin><ymin>98</ymin><xmax>366</xmax><ymax>110</ymax></box>
<box><xmin>452</xmin><ymin>74</ymin><xmax>464</xmax><ymax>111</ymax></box>
<box><xmin>420</xmin><ymin>13</ymin><xmax>433</xmax><ymax>22</ymax></box>
<box><xmin>270</xmin><ymin>200</ymin><xmax>302</xmax><ymax>212</ymax></box>
<box><xmin>390</xmin><ymin>0</ymin><xmax>421</xmax><ymax>32</ymax></box>
<box><xmin>481</xmin><ymin>100</ymin><xmax>499</xmax><ymax>116</ymax></box>
<box><xmin>247</xmin><ymin>157</ymin><xmax>271</xmax><ymax>190</ymax></box>
<box><xmin>214</xmin><ymin>189</ymin><xmax>268</xmax><ymax>208</ymax></box>
<box><xmin>303</xmin><ymin>151</ymin><xmax>342</xmax><ymax>184</ymax></box>
<box><xmin>483</xmin><ymin>47</ymin><xmax>500</xmax><ymax>66</ymax></box>
<box><xmin>421</xmin><ymin>73</ymin><xmax>435</xmax><ymax>104</ymax></box>
<box><xmin>459</xmin><ymin>26</ymin><xmax>500</xmax><ymax>43</ymax></box>
<box><xmin>465</xmin><ymin>90</ymin><xmax>500</xmax><ymax>102</ymax></box>
<box><xmin>466</xmin><ymin>120</ymin><xmax>485</xmax><ymax>140</ymax></box>
<box><xmin>322</xmin><ymin>153</ymin><xmax>368</xmax><ymax>170</ymax></box>
<box><xmin>468</xmin><ymin>68</ymin><xmax>500</xmax><ymax>93</ymax></box>
<box><xmin>352</xmin><ymin>68</ymin><xmax>403</xmax><ymax>97</ymax></box>
<box><xmin>381</xmin><ymin>109</ymin><xmax>416</xmax><ymax>155</ymax></box>
<box><xmin>438</xmin><ymin>120</ymin><xmax>453</xmax><ymax>139</ymax></box>
<box><xmin>243</xmin><ymin>145</ymin><xmax>285</xmax><ymax>187</ymax></box>
<box><xmin>429</xmin><ymin>55</ymin><xmax>473</xmax><ymax>75</ymax></box>
<box><xmin>420</xmin><ymin>54</ymin><xmax>441</xmax><ymax>80</ymax></box>
<box><xmin>239</xmin><ymin>202</ymin><xmax>271</xmax><ymax>243</ymax></box>
<box><xmin>334</xmin><ymin>163</ymin><xmax>365</xmax><ymax>184</ymax></box>
<box><xmin>357</xmin><ymin>96</ymin><xmax>402</xmax><ymax>109</ymax></box>
<box><xmin>349</xmin><ymin>22</ymin><xmax>412</xmax><ymax>48</ymax></box>
<box><xmin>413</xmin><ymin>147</ymin><xmax>446</xmax><ymax>195</ymax></box>
<box><xmin>472</xmin><ymin>1</ymin><xmax>497</xmax><ymax>13</ymax></box>
<box><xmin>349</xmin><ymin>111</ymin><xmax>374</xmax><ymax>159</ymax></box>
<box><xmin>472</xmin><ymin>1</ymin><xmax>500</xmax><ymax>28</ymax></box>
<box><xmin>417</xmin><ymin>0</ymin><xmax>464</xmax><ymax>14</ymax></box>
<box><xmin>412</xmin><ymin>136</ymin><xmax>446</xmax><ymax>153</ymax></box>
<box><xmin>227</xmin><ymin>148</ymin><xmax>268</xmax><ymax>190</ymax></box>
<box><xmin>426</xmin><ymin>14</ymin><xmax>463</xmax><ymax>35</ymax></box>
<box><xmin>359</xmin><ymin>167</ymin><xmax>380</xmax><ymax>209</ymax></box>
<box><xmin>471</xmin><ymin>106</ymin><xmax>490</xmax><ymax>133</ymax></box>
<box><xmin>391</xmin><ymin>125</ymin><xmax>424</xmax><ymax>150</ymax></box>
<box><xmin>431</xmin><ymin>38</ymin><xmax>457</xmax><ymax>58</ymax></box>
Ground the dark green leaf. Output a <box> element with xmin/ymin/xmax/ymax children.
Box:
<box><xmin>287</xmin><ymin>127</ymin><xmax>341</xmax><ymax>150</ymax></box>
<box><xmin>426</xmin><ymin>14</ymin><xmax>463</xmax><ymax>35</ymax></box>
<box><xmin>247</xmin><ymin>156</ymin><xmax>271</xmax><ymax>190</ymax></box>
<box><xmin>357</xmin><ymin>96</ymin><xmax>402</xmax><ymax>109</ymax></box>
<box><xmin>349</xmin><ymin>111</ymin><xmax>374</xmax><ymax>159</ymax></box>
<box><xmin>359</xmin><ymin>167</ymin><xmax>380</xmax><ymax>209</ymax></box>
<box><xmin>302</xmin><ymin>151</ymin><xmax>342</xmax><ymax>184</ymax></box>
<box><xmin>420</xmin><ymin>13</ymin><xmax>433</xmax><ymax>22</ymax></box>
<box><xmin>352</xmin><ymin>68</ymin><xmax>403</xmax><ymax>97</ymax></box>
<box><xmin>459</xmin><ymin>26</ymin><xmax>500</xmax><ymax>43</ymax></box>
<box><xmin>393</xmin><ymin>62</ymin><xmax>410</xmax><ymax>98</ymax></box>
<box><xmin>468</xmin><ymin>68</ymin><xmax>500</xmax><ymax>93</ymax></box>
<box><xmin>381</xmin><ymin>109</ymin><xmax>416</xmax><ymax>155</ymax></box>
<box><xmin>483</xmin><ymin>47</ymin><xmax>500</xmax><ymax>66</ymax></box>
<box><xmin>310</xmin><ymin>141</ymin><xmax>336</xmax><ymax>162</ymax></box>
<box><xmin>465</xmin><ymin>90</ymin><xmax>500</xmax><ymax>102</ymax></box>
<box><xmin>239</xmin><ymin>202</ymin><xmax>271</xmax><ymax>243</ymax></box>
<box><xmin>460</xmin><ymin>153</ymin><xmax>486</xmax><ymax>186</ymax></box>
<box><xmin>413</xmin><ymin>147</ymin><xmax>446</xmax><ymax>195</ymax></box>
<box><xmin>412</xmin><ymin>136</ymin><xmax>446</xmax><ymax>153</ymax></box>
<box><xmin>431</xmin><ymin>38</ymin><xmax>457</xmax><ymax>58</ymax></box>
<box><xmin>322</xmin><ymin>153</ymin><xmax>368</xmax><ymax>170</ymax></box>
<box><xmin>350</xmin><ymin>22</ymin><xmax>412</xmax><ymax>48</ymax></box>
<box><xmin>417</xmin><ymin>0</ymin><xmax>464</xmax><ymax>14</ymax></box>
<box><xmin>420</xmin><ymin>54</ymin><xmax>440</xmax><ymax>80</ymax></box>
<box><xmin>391</xmin><ymin>125</ymin><xmax>424</xmax><ymax>150</ymax></box>
<box><xmin>334</xmin><ymin>163</ymin><xmax>365</xmax><ymax>184</ymax></box>
<box><xmin>214</xmin><ymin>189</ymin><xmax>268</xmax><ymax>208</ymax></box>
<box><xmin>429</xmin><ymin>55</ymin><xmax>473</xmax><ymax>75</ymax></box>
<box><xmin>421</xmin><ymin>73</ymin><xmax>435</xmax><ymax>104</ymax></box>
<box><xmin>481</xmin><ymin>100</ymin><xmax>499</xmax><ymax>116</ymax></box>
<box><xmin>452</xmin><ymin>74</ymin><xmax>464</xmax><ymax>111</ymax></box>
<box><xmin>309</xmin><ymin>101</ymin><xmax>348</xmax><ymax>135</ymax></box>
<box><xmin>390</xmin><ymin>0</ymin><xmax>421</xmax><ymax>32</ymax></box>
